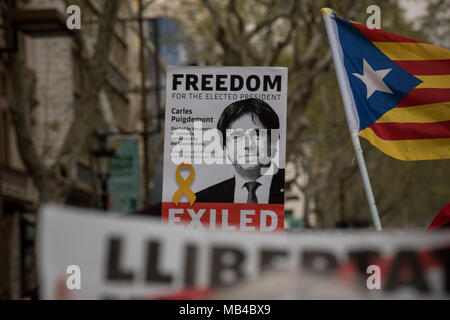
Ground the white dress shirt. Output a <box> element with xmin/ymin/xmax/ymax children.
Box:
<box><xmin>234</xmin><ymin>172</ymin><xmax>274</xmax><ymax>204</ymax></box>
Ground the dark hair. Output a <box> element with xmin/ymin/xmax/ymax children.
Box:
<box><xmin>217</xmin><ymin>98</ymin><xmax>279</xmax><ymax>146</ymax></box>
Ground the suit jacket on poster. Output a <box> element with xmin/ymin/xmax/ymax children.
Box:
<box><xmin>195</xmin><ymin>169</ymin><xmax>285</xmax><ymax>204</ymax></box>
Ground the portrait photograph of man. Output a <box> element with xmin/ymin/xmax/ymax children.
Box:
<box><xmin>195</xmin><ymin>98</ymin><xmax>285</xmax><ymax>204</ymax></box>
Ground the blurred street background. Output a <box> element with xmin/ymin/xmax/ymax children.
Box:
<box><xmin>0</xmin><ymin>0</ymin><xmax>448</xmax><ymax>299</ymax></box>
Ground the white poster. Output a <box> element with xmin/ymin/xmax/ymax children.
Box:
<box><xmin>161</xmin><ymin>66</ymin><xmax>288</xmax><ymax>231</ymax></box>
<box><xmin>39</xmin><ymin>205</ymin><xmax>450</xmax><ymax>299</ymax></box>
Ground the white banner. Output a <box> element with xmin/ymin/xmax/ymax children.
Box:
<box><xmin>38</xmin><ymin>205</ymin><xmax>450</xmax><ymax>299</ymax></box>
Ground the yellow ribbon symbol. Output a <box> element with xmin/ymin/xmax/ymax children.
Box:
<box><xmin>172</xmin><ymin>163</ymin><xmax>196</xmax><ymax>206</ymax></box>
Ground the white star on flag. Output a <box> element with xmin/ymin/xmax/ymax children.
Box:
<box><xmin>352</xmin><ymin>59</ymin><xmax>393</xmax><ymax>99</ymax></box>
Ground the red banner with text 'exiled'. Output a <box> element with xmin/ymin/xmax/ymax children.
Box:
<box><xmin>162</xmin><ymin>202</ymin><xmax>284</xmax><ymax>232</ymax></box>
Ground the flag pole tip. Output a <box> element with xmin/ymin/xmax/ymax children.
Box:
<box><xmin>320</xmin><ymin>8</ymin><xmax>334</xmax><ymax>17</ymax></box>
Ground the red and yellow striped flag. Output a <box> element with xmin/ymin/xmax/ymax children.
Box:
<box><xmin>331</xmin><ymin>12</ymin><xmax>450</xmax><ymax>160</ymax></box>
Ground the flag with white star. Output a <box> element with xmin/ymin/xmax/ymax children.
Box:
<box><xmin>329</xmin><ymin>12</ymin><xmax>450</xmax><ymax>161</ymax></box>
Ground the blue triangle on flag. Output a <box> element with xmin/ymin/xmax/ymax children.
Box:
<box><xmin>334</xmin><ymin>16</ymin><xmax>422</xmax><ymax>131</ymax></box>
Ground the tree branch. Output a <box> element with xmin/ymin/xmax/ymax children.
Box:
<box><xmin>8</xmin><ymin>52</ymin><xmax>43</xmax><ymax>179</ymax></box>
<box><xmin>58</xmin><ymin>0</ymin><xmax>122</xmax><ymax>173</ymax></box>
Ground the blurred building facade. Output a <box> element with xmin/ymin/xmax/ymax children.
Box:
<box><xmin>1</xmin><ymin>0</ymin><xmax>143</xmax><ymax>210</ymax></box>
<box><xmin>146</xmin><ymin>16</ymin><xmax>195</xmax><ymax>205</ymax></box>
<box><xmin>0</xmin><ymin>0</ymin><xmax>144</xmax><ymax>298</ymax></box>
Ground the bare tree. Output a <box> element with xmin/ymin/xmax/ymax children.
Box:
<box><xmin>177</xmin><ymin>0</ymin><xmax>450</xmax><ymax>228</ymax></box>
<box><xmin>179</xmin><ymin>0</ymin><xmax>367</xmax><ymax>153</ymax></box>
<box><xmin>8</xmin><ymin>0</ymin><xmax>122</xmax><ymax>205</ymax></box>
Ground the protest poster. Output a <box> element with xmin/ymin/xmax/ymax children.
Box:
<box><xmin>161</xmin><ymin>66</ymin><xmax>288</xmax><ymax>231</ymax></box>
<box><xmin>38</xmin><ymin>205</ymin><xmax>450</xmax><ymax>300</ymax></box>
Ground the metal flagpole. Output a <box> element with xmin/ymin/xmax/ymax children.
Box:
<box><xmin>321</xmin><ymin>8</ymin><xmax>383</xmax><ymax>231</ymax></box>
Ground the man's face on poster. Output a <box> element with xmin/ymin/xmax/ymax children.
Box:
<box><xmin>225</xmin><ymin>113</ymin><xmax>278</xmax><ymax>173</ymax></box>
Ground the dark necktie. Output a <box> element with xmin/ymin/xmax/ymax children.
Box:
<box><xmin>244</xmin><ymin>181</ymin><xmax>261</xmax><ymax>203</ymax></box>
